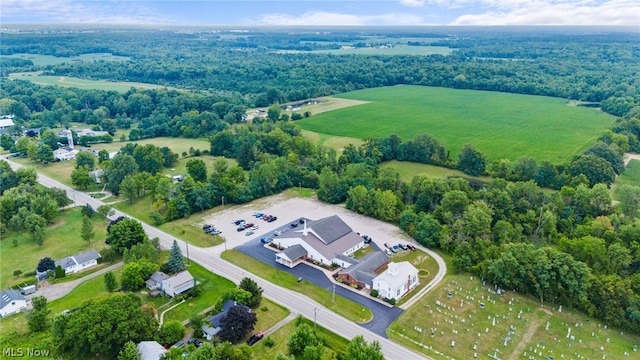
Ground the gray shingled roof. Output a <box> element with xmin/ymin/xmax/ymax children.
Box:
<box><xmin>73</xmin><ymin>250</ymin><xmax>101</xmax><ymax>264</ymax></box>
<box><xmin>207</xmin><ymin>300</ymin><xmax>250</xmax><ymax>328</ymax></box>
<box><xmin>281</xmin><ymin>244</ymin><xmax>307</xmax><ymax>261</ymax></box>
<box><xmin>137</xmin><ymin>341</ymin><xmax>167</xmax><ymax>360</ymax></box>
<box><xmin>306</xmin><ymin>215</ymin><xmax>352</xmax><ymax>244</ymax></box>
<box><xmin>339</xmin><ymin>251</ymin><xmax>389</xmax><ymax>284</ymax></box>
<box><xmin>1</xmin><ymin>289</ymin><xmax>25</xmax><ymax>309</ymax></box>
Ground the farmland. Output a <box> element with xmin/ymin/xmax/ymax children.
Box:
<box><xmin>295</xmin><ymin>86</ymin><xmax>615</xmax><ymax>164</ymax></box>
<box><xmin>9</xmin><ymin>71</ymin><xmax>175</xmax><ymax>93</ymax></box>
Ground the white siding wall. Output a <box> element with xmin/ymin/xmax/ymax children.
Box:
<box><xmin>0</xmin><ymin>300</ymin><xmax>27</xmax><ymax>317</ymax></box>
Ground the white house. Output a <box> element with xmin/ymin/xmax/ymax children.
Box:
<box><xmin>137</xmin><ymin>341</ymin><xmax>167</xmax><ymax>360</ymax></box>
<box><xmin>76</xmin><ymin>129</ymin><xmax>109</xmax><ymax>137</ymax></box>
<box><xmin>372</xmin><ymin>262</ymin><xmax>419</xmax><ymax>301</ymax></box>
<box><xmin>161</xmin><ymin>271</ymin><xmax>195</xmax><ymax>297</ymax></box>
<box><xmin>0</xmin><ymin>114</ymin><xmax>15</xmax><ymax>135</ymax></box>
<box><xmin>145</xmin><ymin>271</ymin><xmax>170</xmax><ymax>291</ymax></box>
<box><xmin>55</xmin><ymin>250</ymin><xmax>101</xmax><ymax>275</ymax></box>
<box><xmin>53</xmin><ymin>147</ymin><xmax>79</xmax><ymax>161</ymax></box>
<box><xmin>0</xmin><ymin>289</ymin><xmax>27</xmax><ymax>317</ymax></box>
<box><xmin>274</xmin><ymin>215</ymin><xmax>365</xmax><ymax>268</ymax></box>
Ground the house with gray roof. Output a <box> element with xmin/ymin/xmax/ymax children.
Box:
<box><xmin>0</xmin><ymin>289</ymin><xmax>27</xmax><ymax>317</ymax></box>
<box><xmin>137</xmin><ymin>341</ymin><xmax>167</xmax><ymax>360</ymax></box>
<box><xmin>0</xmin><ymin>115</ymin><xmax>15</xmax><ymax>135</ymax></box>
<box><xmin>161</xmin><ymin>271</ymin><xmax>195</xmax><ymax>297</ymax></box>
<box><xmin>336</xmin><ymin>251</ymin><xmax>389</xmax><ymax>290</ymax></box>
<box><xmin>55</xmin><ymin>249</ymin><xmax>101</xmax><ymax>275</ymax></box>
<box><xmin>274</xmin><ymin>215</ymin><xmax>365</xmax><ymax>268</ymax></box>
<box><xmin>145</xmin><ymin>271</ymin><xmax>170</xmax><ymax>290</ymax></box>
<box><xmin>202</xmin><ymin>299</ymin><xmax>251</xmax><ymax>340</ymax></box>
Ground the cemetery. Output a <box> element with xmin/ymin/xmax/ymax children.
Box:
<box><xmin>389</xmin><ymin>274</ymin><xmax>640</xmax><ymax>360</ymax></box>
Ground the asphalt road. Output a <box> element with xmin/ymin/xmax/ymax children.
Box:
<box><xmin>5</xmin><ymin>157</ymin><xmax>432</xmax><ymax>359</ymax></box>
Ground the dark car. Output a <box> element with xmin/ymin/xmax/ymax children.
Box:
<box><xmin>202</xmin><ymin>224</ymin><xmax>212</xmax><ymax>230</ymax></box>
<box><xmin>290</xmin><ymin>222</ymin><xmax>298</xmax><ymax>227</ymax></box>
<box><xmin>260</xmin><ymin>237</ymin><xmax>273</xmax><ymax>244</ymax></box>
<box><xmin>237</xmin><ymin>227</ymin><xmax>245</xmax><ymax>232</ymax></box>
<box><xmin>407</xmin><ymin>244</ymin><xmax>417</xmax><ymax>251</ymax></box>
<box><xmin>187</xmin><ymin>338</ymin><xmax>203</xmax><ymax>347</ymax></box>
<box><xmin>384</xmin><ymin>243</ymin><xmax>392</xmax><ymax>249</ymax></box>
<box><xmin>267</xmin><ymin>216</ymin><xmax>277</xmax><ymax>222</ymax></box>
<box><xmin>299</xmin><ymin>218</ymin><xmax>305</xmax><ymax>224</ymax></box>
<box><xmin>398</xmin><ymin>243</ymin><xmax>408</xmax><ymax>250</ymax></box>
<box><xmin>246</xmin><ymin>332</ymin><xmax>265</xmax><ymax>346</ymax></box>
<box><xmin>362</xmin><ymin>235</ymin><xmax>372</xmax><ymax>244</ymax></box>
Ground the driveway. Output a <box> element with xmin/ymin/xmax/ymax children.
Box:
<box><xmin>234</xmin><ymin>218</ymin><xmax>404</xmax><ymax>338</ymax></box>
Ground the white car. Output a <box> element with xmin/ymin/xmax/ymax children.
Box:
<box><xmin>245</xmin><ymin>230</ymin><xmax>254</xmax><ymax>236</ymax></box>
<box><xmin>251</xmin><ymin>225</ymin><xmax>259</xmax><ymax>230</ymax></box>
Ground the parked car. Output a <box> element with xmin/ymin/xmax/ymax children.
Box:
<box><xmin>237</xmin><ymin>227</ymin><xmax>245</xmax><ymax>232</ymax></box>
<box><xmin>187</xmin><ymin>338</ymin><xmax>203</xmax><ymax>347</ymax></box>
<box><xmin>407</xmin><ymin>244</ymin><xmax>416</xmax><ymax>251</ymax></box>
<box><xmin>251</xmin><ymin>225</ymin><xmax>259</xmax><ymax>230</ymax></box>
<box><xmin>362</xmin><ymin>235</ymin><xmax>372</xmax><ymax>244</ymax></box>
<box><xmin>384</xmin><ymin>243</ymin><xmax>392</xmax><ymax>249</ymax></box>
<box><xmin>260</xmin><ymin>237</ymin><xmax>273</xmax><ymax>244</ymax></box>
<box><xmin>391</xmin><ymin>245</ymin><xmax>398</xmax><ymax>253</ymax></box>
<box><xmin>202</xmin><ymin>224</ymin><xmax>212</xmax><ymax>230</ymax></box>
<box><xmin>263</xmin><ymin>215</ymin><xmax>272</xmax><ymax>221</ymax></box>
<box><xmin>299</xmin><ymin>218</ymin><xmax>306</xmax><ymax>224</ymax></box>
<box><xmin>245</xmin><ymin>230</ymin><xmax>254</xmax><ymax>236</ymax></box>
<box><xmin>274</xmin><ymin>230</ymin><xmax>282</xmax><ymax>236</ymax></box>
<box><xmin>385</xmin><ymin>249</ymin><xmax>392</xmax><ymax>256</ymax></box>
<box><xmin>267</xmin><ymin>216</ymin><xmax>278</xmax><ymax>222</ymax></box>
<box><xmin>398</xmin><ymin>243</ymin><xmax>408</xmax><ymax>250</ymax></box>
<box><xmin>246</xmin><ymin>332</ymin><xmax>265</xmax><ymax>346</ymax></box>
<box><xmin>172</xmin><ymin>340</ymin><xmax>185</xmax><ymax>348</ymax></box>
<box><xmin>290</xmin><ymin>222</ymin><xmax>298</xmax><ymax>227</ymax></box>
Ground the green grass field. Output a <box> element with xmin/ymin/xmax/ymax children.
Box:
<box><xmin>615</xmin><ymin>160</ymin><xmax>640</xmax><ymax>189</ymax></box>
<box><xmin>380</xmin><ymin>160</ymin><xmax>491</xmax><ymax>183</ymax></box>
<box><xmin>0</xmin><ymin>207</ymin><xmax>109</xmax><ymax>289</ymax></box>
<box><xmin>9</xmin><ymin>71</ymin><xmax>175</xmax><ymax>93</ymax></box>
<box><xmin>389</xmin><ymin>273</ymin><xmax>640</xmax><ymax>360</ymax></box>
<box><xmin>255</xmin><ymin>317</ymin><xmax>350</xmax><ymax>359</ymax></box>
<box><xmin>221</xmin><ymin>250</ymin><xmax>373</xmax><ymax>324</ymax></box>
<box><xmin>296</xmin><ymin>86</ymin><xmax>615</xmax><ymax>164</ymax></box>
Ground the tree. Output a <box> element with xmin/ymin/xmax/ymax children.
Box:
<box><xmin>36</xmin><ymin>144</ymin><xmax>55</xmax><ymax>164</ymax></box>
<box><xmin>617</xmin><ymin>184</ymin><xmax>640</xmax><ymax>220</ymax></box>
<box><xmin>160</xmin><ymin>320</ymin><xmax>185</xmax><ymax>345</ymax></box>
<box><xmin>343</xmin><ymin>335</ymin><xmax>384</xmax><ymax>360</ymax></box>
<box><xmin>105</xmin><ymin>153</ymin><xmax>139</xmax><ymax>194</ymax></box>
<box><xmin>189</xmin><ymin>314</ymin><xmax>204</xmax><ymax>339</ymax></box>
<box><xmin>106</xmin><ymin>217</ymin><xmax>148</xmax><ymax>254</ymax></box>
<box><xmin>117</xmin><ymin>341</ymin><xmax>141</xmax><ymax>360</ymax></box>
<box><xmin>53</xmin><ymin>293</ymin><xmax>156</xmax><ymax>358</ymax></box>
<box><xmin>37</xmin><ymin>257</ymin><xmax>56</xmax><ymax>273</ymax></box>
<box><xmin>123</xmin><ymin>238</ymin><xmax>160</xmax><ymax>264</ymax></box>
<box><xmin>75</xmin><ymin>151</ymin><xmax>96</xmax><ymax>170</ymax></box>
<box><xmin>104</xmin><ymin>271</ymin><xmax>118</xmax><ymax>292</ymax></box>
<box><xmin>457</xmin><ymin>144</ymin><xmax>486</xmax><ymax>176</ymax></box>
<box><xmin>218</xmin><ymin>305</ymin><xmax>257</xmax><ymax>343</ymax></box>
<box><xmin>97</xmin><ymin>204</ymin><xmax>115</xmax><ymax>222</ymax></box>
<box><xmin>239</xmin><ymin>277</ymin><xmax>262</xmax><ymax>308</ymax></box>
<box><xmin>287</xmin><ymin>323</ymin><xmax>320</xmax><ymax>357</ymax></box>
<box><xmin>120</xmin><ymin>260</ymin><xmax>158</xmax><ymax>290</ymax></box>
<box><xmin>167</xmin><ymin>239</ymin><xmax>186</xmax><ymax>273</ymax></box>
<box><xmin>186</xmin><ymin>158</ymin><xmax>208</xmax><ymax>183</ymax></box>
<box><xmin>81</xmin><ymin>215</ymin><xmax>95</xmax><ymax>244</ymax></box>
<box><xmin>27</xmin><ymin>295</ymin><xmax>50</xmax><ymax>332</ymax></box>
<box><xmin>569</xmin><ymin>154</ymin><xmax>615</xmax><ymax>187</ymax></box>
<box><xmin>0</xmin><ymin>133</ymin><xmax>14</xmax><ymax>151</ymax></box>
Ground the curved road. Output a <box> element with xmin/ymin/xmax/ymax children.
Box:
<box><xmin>5</xmin><ymin>157</ymin><xmax>447</xmax><ymax>360</ymax></box>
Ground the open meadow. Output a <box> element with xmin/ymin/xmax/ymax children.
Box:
<box><xmin>295</xmin><ymin>86</ymin><xmax>615</xmax><ymax>164</ymax></box>
<box><xmin>9</xmin><ymin>71</ymin><xmax>176</xmax><ymax>93</ymax></box>
<box><xmin>380</xmin><ymin>160</ymin><xmax>491</xmax><ymax>183</ymax></box>
<box><xmin>389</xmin><ymin>273</ymin><xmax>640</xmax><ymax>360</ymax></box>
<box><xmin>0</xmin><ymin>206</ymin><xmax>109</xmax><ymax>290</ymax></box>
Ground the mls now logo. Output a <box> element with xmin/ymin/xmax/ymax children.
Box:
<box><xmin>3</xmin><ymin>348</ymin><xmax>51</xmax><ymax>357</ymax></box>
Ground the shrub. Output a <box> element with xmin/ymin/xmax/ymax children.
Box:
<box><xmin>388</xmin><ymin>298</ymin><xmax>396</xmax><ymax>305</ymax></box>
<box><xmin>370</xmin><ymin>289</ymin><xmax>379</xmax><ymax>297</ymax></box>
<box><xmin>264</xmin><ymin>337</ymin><xmax>275</xmax><ymax>348</ymax></box>
<box><xmin>54</xmin><ymin>265</ymin><xmax>66</xmax><ymax>279</ymax></box>
<box><xmin>24</xmin><ymin>270</ymin><xmax>36</xmax><ymax>277</ymax></box>
<box><xmin>13</xmin><ymin>269</ymin><xmax>22</xmax><ymax>277</ymax></box>
<box><xmin>261</xmin><ymin>306</ymin><xmax>269</xmax><ymax>312</ymax></box>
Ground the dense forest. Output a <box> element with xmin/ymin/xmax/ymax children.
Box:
<box><xmin>1</xmin><ymin>26</ymin><xmax>640</xmax><ymax>334</ymax></box>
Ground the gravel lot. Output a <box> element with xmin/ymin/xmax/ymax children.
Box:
<box><xmin>203</xmin><ymin>193</ymin><xmax>414</xmax><ymax>252</ymax></box>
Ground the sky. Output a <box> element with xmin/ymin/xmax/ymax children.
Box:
<box><xmin>1</xmin><ymin>0</ymin><xmax>639</xmax><ymax>26</ymax></box>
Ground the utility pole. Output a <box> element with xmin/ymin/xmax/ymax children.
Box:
<box><xmin>221</xmin><ymin>196</ymin><xmax>224</xmax><ymax>210</ymax></box>
<box><xmin>185</xmin><ymin>240</ymin><xmax>190</xmax><ymax>265</ymax></box>
<box><xmin>313</xmin><ymin>307</ymin><xmax>318</xmax><ymax>332</ymax></box>
<box><xmin>332</xmin><ymin>283</ymin><xmax>336</xmax><ymax>304</ymax></box>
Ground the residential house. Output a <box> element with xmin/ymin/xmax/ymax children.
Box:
<box><xmin>202</xmin><ymin>299</ymin><xmax>251</xmax><ymax>340</ymax></box>
<box><xmin>145</xmin><ymin>271</ymin><xmax>170</xmax><ymax>290</ymax></box>
<box><xmin>0</xmin><ymin>114</ymin><xmax>15</xmax><ymax>135</ymax></box>
<box><xmin>0</xmin><ymin>289</ymin><xmax>27</xmax><ymax>317</ymax></box>
<box><xmin>372</xmin><ymin>262</ymin><xmax>419</xmax><ymax>301</ymax></box>
<box><xmin>137</xmin><ymin>341</ymin><xmax>167</xmax><ymax>360</ymax></box>
<box><xmin>336</xmin><ymin>251</ymin><xmax>389</xmax><ymax>290</ymax></box>
<box><xmin>53</xmin><ymin>147</ymin><xmax>79</xmax><ymax>161</ymax></box>
<box><xmin>274</xmin><ymin>215</ymin><xmax>365</xmax><ymax>268</ymax></box>
<box><xmin>55</xmin><ymin>249</ymin><xmax>101</xmax><ymax>275</ymax></box>
<box><xmin>76</xmin><ymin>129</ymin><xmax>109</xmax><ymax>137</ymax></box>
<box><xmin>161</xmin><ymin>271</ymin><xmax>195</xmax><ymax>298</ymax></box>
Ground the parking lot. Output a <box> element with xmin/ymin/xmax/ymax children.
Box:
<box><xmin>201</xmin><ymin>194</ymin><xmax>412</xmax><ymax>337</ymax></box>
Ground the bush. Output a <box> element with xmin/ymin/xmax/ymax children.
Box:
<box><xmin>54</xmin><ymin>265</ymin><xmax>66</xmax><ymax>279</ymax></box>
<box><xmin>13</xmin><ymin>269</ymin><xmax>22</xmax><ymax>277</ymax></box>
<box><xmin>264</xmin><ymin>337</ymin><xmax>275</xmax><ymax>348</ymax></box>
<box><xmin>388</xmin><ymin>298</ymin><xmax>396</xmax><ymax>305</ymax></box>
<box><xmin>100</xmin><ymin>248</ymin><xmax>117</xmax><ymax>263</ymax></box>
<box><xmin>370</xmin><ymin>289</ymin><xmax>379</xmax><ymax>297</ymax></box>
<box><xmin>261</xmin><ymin>306</ymin><xmax>269</xmax><ymax>312</ymax></box>
<box><xmin>24</xmin><ymin>270</ymin><xmax>36</xmax><ymax>277</ymax></box>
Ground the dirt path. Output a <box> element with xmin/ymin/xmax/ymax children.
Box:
<box><xmin>507</xmin><ymin>309</ymin><xmax>550</xmax><ymax>360</ymax></box>
<box><xmin>624</xmin><ymin>152</ymin><xmax>640</xmax><ymax>166</ymax></box>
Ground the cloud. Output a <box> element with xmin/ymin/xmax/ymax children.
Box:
<box><xmin>450</xmin><ymin>0</ymin><xmax>640</xmax><ymax>25</ymax></box>
<box><xmin>1</xmin><ymin>0</ymin><xmax>174</xmax><ymax>24</ymax></box>
<box><xmin>399</xmin><ymin>0</ymin><xmax>426</xmax><ymax>7</ymax></box>
<box><xmin>256</xmin><ymin>11</ymin><xmax>427</xmax><ymax>26</ymax></box>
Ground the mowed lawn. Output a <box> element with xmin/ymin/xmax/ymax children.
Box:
<box><xmin>380</xmin><ymin>160</ymin><xmax>491</xmax><ymax>183</ymax></box>
<box><xmin>389</xmin><ymin>273</ymin><xmax>640</xmax><ymax>360</ymax></box>
<box><xmin>0</xmin><ymin>207</ymin><xmax>109</xmax><ymax>289</ymax></box>
<box><xmin>296</xmin><ymin>86</ymin><xmax>615</xmax><ymax>164</ymax></box>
